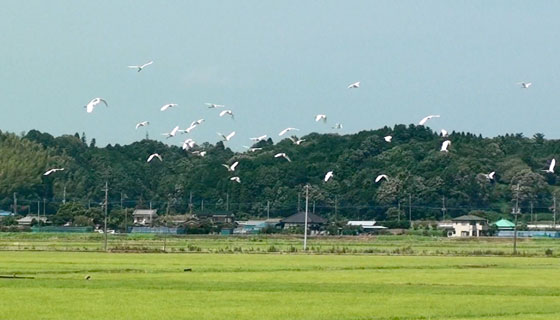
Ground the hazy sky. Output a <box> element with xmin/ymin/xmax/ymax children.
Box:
<box><xmin>1</xmin><ymin>1</ymin><xmax>559</xmax><ymax>149</ymax></box>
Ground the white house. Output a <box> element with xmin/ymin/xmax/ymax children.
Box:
<box><xmin>448</xmin><ymin>215</ymin><xmax>488</xmax><ymax>237</ymax></box>
<box><xmin>132</xmin><ymin>209</ymin><xmax>157</xmax><ymax>226</ymax></box>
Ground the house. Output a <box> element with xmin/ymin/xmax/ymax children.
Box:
<box><xmin>282</xmin><ymin>212</ymin><xmax>327</xmax><ymax>230</ymax></box>
<box><xmin>448</xmin><ymin>215</ymin><xmax>488</xmax><ymax>237</ymax></box>
<box><xmin>132</xmin><ymin>209</ymin><xmax>157</xmax><ymax>226</ymax></box>
<box><xmin>494</xmin><ymin>219</ymin><xmax>515</xmax><ymax>231</ymax></box>
<box><xmin>347</xmin><ymin>221</ymin><xmax>387</xmax><ymax>233</ymax></box>
<box><xmin>0</xmin><ymin>210</ymin><xmax>13</xmax><ymax>220</ymax></box>
<box><xmin>196</xmin><ymin>212</ymin><xmax>235</xmax><ymax>224</ymax></box>
<box><xmin>17</xmin><ymin>215</ymin><xmax>47</xmax><ymax>226</ymax></box>
<box><xmin>234</xmin><ymin>219</ymin><xmax>282</xmax><ymax>234</ymax></box>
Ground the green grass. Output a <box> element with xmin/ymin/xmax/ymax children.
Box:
<box><xmin>1</xmin><ymin>251</ymin><xmax>560</xmax><ymax>319</ymax></box>
<box><xmin>1</xmin><ymin>233</ymin><xmax>560</xmax><ymax>257</ymax></box>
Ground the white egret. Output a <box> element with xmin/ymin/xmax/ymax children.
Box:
<box><xmin>289</xmin><ymin>136</ymin><xmax>305</xmax><ymax>145</ymax></box>
<box><xmin>160</xmin><ymin>103</ymin><xmax>178</xmax><ymax>111</ymax></box>
<box><xmin>191</xmin><ymin>119</ymin><xmax>205</xmax><ymax>126</ymax></box>
<box><xmin>85</xmin><ymin>98</ymin><xmax>108</xmax><ymax>113</ymax></box>
<box><xmin>162</xmin><ymin>126</ymin><xmax>180</xmax><ymax>138</ymax></box>
<box><xmin>375</xmin><ymin>174</ymin><xmax>388</xmax><ymax>183</ymax></box>
<box><xmin>279</xmin><ymin>127</ymin><xmax>299</xmax><ymax>136</ymax></box>
<box><xmin>222</xmin><ymin>161</ymin><xmax>239</xmax><ymax>172</ymax></box>
<box><xmin>315</xmin><ymin>114</ymin><xmax>327</xmax><ymax>123</ymax></box>
<box><xmin>205</xmin><ymin>103</ymin><xmax>225</xmax><ymax>109</ymax></box>
<box><xmin>274</xmin><ymin>153</ymin><xmax>291</xmax><ymax>162</ymax></box>
<box><xmin>135</xmin><ymin>121</ymin><xmax>149</xmax><ymax>129</ymax></box>
<box><xmin>332</xmin><ymin>123</ymin><xmax>343</xmax><ymax>129</ymax></box>
<box><xmin>192</xmin><ymin>151</ymin><xmax>207</xmax><ymax>157</ymax></box>
<box><xmin>217</xmin><ymin>131</ymin><xmax>236</xmax><ymax>141</ymax></box>
<box><xmin>518</xmin><ymin>82</ymin><xmax>532</xmax><ymax>89</ymax></box>
<box><xmin>419</xmin><ymin>115</ymin><xmax>440</xmax><ymax>125</ymax></box>
<box><xmin>243</xmin><ymin>146</ymin><xmax>262</xmax><ymax>152</ymax></box>
<box><xmin>441</xmin><ymin>129</ymin><xmax>448</xmax><ymax>137</ymax></box>
<box><xmin>347</xmin><ymin>81</ymin><xmax>360</xmax><ymax>89</ymax></box>
<box><xmin>384</xmin><ymin>135</ymin><xmax>392</xmax><ymax>143</ymax></box>
<box><xmin>230</xmin><ymin>176</ymin><xmax>241</xmax><ymax>183</ymax></box>
<box><xmin>483</xmin><ymin>171</ymin><xmax>496</xmax><ymax>180</ymax></box>
<box><xmin>219</xmin><ymin>109</ymin><xmax>234</xmax><ymax>119</ymax></box>
<box><xmin>440</xmin><ymin>140</ymin><xmax>451</xmax><ymax>152</ymax></box>
<box><xmin>543</xmin><ymin>159</ymin><xmax>556</xmax><ymax>173</ymax></box>
<box><xmin>128</xmin><ymin>60</ymin><xmax>153</xmax><ymax>72</ymax></box>
<box><xmin>182</xmin><ymin>139</ymin><xmax>196</xmax><ymax>150</ymax></box>
<box><xmin>44</xmin><ymin>168</ymin><xmax>64</xmax><ymax>176</ymax></box>
<box><xmin>147</xmin><ymin>153</ymin><xmax>162</xmax><ymax>162</ymax></box>
<box><xmin>250</xmin><ymin>135</ymin><xmax>267</xmax><ymax>142</ymax></box>
<box><xmin>324</xmin><ymin>171</ymin><xmax>334</xmax><ymax>182</ymax></box>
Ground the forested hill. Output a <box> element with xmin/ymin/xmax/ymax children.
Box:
<box><xmin>1</xmin><ymin>125</ymin><xmax>559</xmax><ymax>221</ymax></box>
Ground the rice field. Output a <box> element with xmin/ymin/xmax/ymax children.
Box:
<box><xmin>1</xmin><ymin>234</ymin><xmax>560</xmax><ymax>319</ymax></box>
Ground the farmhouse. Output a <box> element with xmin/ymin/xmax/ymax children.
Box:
<box><xmin>282</xmin><ymin>212</ymin><xmax>327</xmax><ymax>231</ymax></box>
<box><xmin>346</xmin><ymin>220</ymin><xmax>387</xmax><ymax>233</ymax></box>
<box><xmin>448</xmin><ymin>215</ymin><xmax>488</xmax><ymax>237</ymax></box>
<box><xmin>132</xmin><ymin>209</ymin><xmax>157</xmax><ymax>226</ymax></box>
<box><xmin>17</xmin><ymin>215</ymin><xmax>47</xmax><ymax>226</ymax></box>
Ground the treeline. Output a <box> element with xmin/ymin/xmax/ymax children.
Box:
<box><xmin>1</xmin><ymin>125</ymin><xmax>559</xmax><ymax>221</ymax></box>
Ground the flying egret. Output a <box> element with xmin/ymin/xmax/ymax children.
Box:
<box><xmin>219</xmin><ymin>109</ymin><xmax>234</xmax><ymax>119</ymax></box>
<box><xmin>230</xmin><ymin>176</ymin><xmax>241</xmax><ymax>183</ymax></box>
<box><xmin>243</xmin><ymin>146</ymin><xmax>262</xmax><ymax>152</ymax></box>
<box><xmin>250</xmin><ymin>135</ymin><xmax>267</xmax><ymax>142</ymax></box>
<box><xmin>191</xmin><ymin>119</ymin><xmax>205</xmax><ymax>127</ymax></box>
<box><xmin>162</xmin><ymin>126</ymin><xmax>180</xmax><ymax>138</ymax></box>
<box><xmin>518</xmin><ymin>82</ymin><xmax>532</xmax><ymax>89</ymax></box>
<box><xmin>274</xmin><ymin>153</ymin><xmax>291</xmax><ymax>162</ymax></box>
<box><xmin>384</xmin><ymin>135</ymin><xmax>392</xmax><ymax>143</ymax></box>
<box><xmin>192</xmin><ymin>150</ymin><xmax>207</xmax><ymax>157</ymax></box>
<box><xmin>160</xmin><ymin>103</ymin><xmax>178</xmax><ymax>111</ymax></box>
<box><xmin>44</xmin><ymin>168</ymin><xmax>64</xmax><ymax>176</ymax></box>
<box><xmin>348</xmin><ymin>81</ymin><xmax>360</xmax><ymax>89</ymax></box>
<box><xmin>375</xmin><ymin>174</ymin><xmax>388</xmax><ymax>183</ymax></box>
<box><xmin>205</xmin><ymin>103</ymin><xmax>225</xmax><ymax>109</ymax></box>
<box><xmin>440</xmin><ymin>140</ymin><xmax>451</xmax><ymax>152</ymax></box>
<box><xmin>332</xmin><ymin>123</ymin><xmax>343</xmax><ymax>129</ymax></box>
<box><xmin>419</xmin><ymin>115</ymin><xmax>440</xmax><ymax>125</ymax></box>
<box><xmin>217</xmin><ymin>131</ymin><xmax>236</xmax><ymax>141</ymax></box>
<box><xmin>441</xmin><ymin>129</ymin><xmax>448</xmax><ymax>137</ymax></box>
<box><xmin>182</xmin><ymin>139</ymin><xmax>196</xmax><ymax>150</ymax></box>
<box><xmin>128</xmin><ymin>60</ymin><xmax>153</xmax><ymax>72</ymax></box>
<box><xmin>147</xmin><ymin>153</ymin><xmax>162</xmax><ymax>162</ymax></box>
<box><xmin>289</xmin><ymin>136</ymin><xmax>305</xmax><ymax>145</ymax></box>
<box><xmin>85</xmin><ymin>98</ymin><xmax>108</xmax><ymax>113</ymax></box>
<box><xmin>222</xmin><ymin>161</ymin><xmax>239</xmax><ymax>172</ymax></box>
<box><xmin>543</xmin><ymin>159</ymin><xmax>556</xmax><ymax>173</ymax></box>
<box><xmin>324</xmin><ymin>171</ymin><xmax>334</xmax><ymax>182</ymax></box>
<box><xmin>315</xmin><ymin>114</ymin><xmax>327</xmax><ymax>123</ymax></box>
<box><xmin>135</xmin><ymin>121</ymin><xmax>149</xmax><ymax>129</ymax></box>
<box><xmin>482</xmin><ymin>171</ymin><xmax>496</xmax><ymax>180</ymax></box>
<box><xmin>182</xmin><ymin>124</ymin><xmax>198</xmax><ymax>134</ymax></box>
<box><xmin>279</xmin><ymin>127</ymin><xmax>299</xmax><ymax>136</ymax></box>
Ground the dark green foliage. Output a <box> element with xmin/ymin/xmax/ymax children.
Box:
<box><xmin>1</xmin><ymin>125</ymin><xmax>560</xmax><ymax>223</ymax></box>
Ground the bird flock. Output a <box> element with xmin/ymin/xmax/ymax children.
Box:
<box><xmin>45</xmin><ymin>64</ymin><xmax>554</xmax><ymax>190</ymax></box>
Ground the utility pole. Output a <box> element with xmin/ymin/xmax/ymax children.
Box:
<box><xmin>226</xmin><ymin>192</ymin><xmax>229</xmax><ymax>211</ymax></box>
<box><xmin>103</xmin><ymin>181</ymin><xmax>108</xmax><ymax>252</ymax></box>
<box><xmin>553</xmin><ymin>194</ymin><xmax>557</xmax><ymax>230</ymax></box>
<box><xmin>43</xmin><ymin>198</ymin><xmax>46</xmax><ymax>216</ymax></box>
<box><xmin>334</xmin><ymin>195</ymin><xmax>338</xmax><ymax>222</ymax></box>
<box><xmin>513</xmin><ymin>184</ymin><xmax>520</xmax><ymax>255</ymax></box>
<box><xmin>149</xmin><ymin>201</ymin><xmax>152</xmax><ymax>210</ymax></box>
<box><xmin>441</xmin><ymin>196</ymin><xmax>447</xmax><ymax>221</ymax></box>
<box><xmin>37</xmin><ymin>200</ymin><xmax>40</xmax><ymax>216</ymax></box>
<box><xmin>304</xmin><ymin>185</ymin><xmax>309</xmax><ymax>251</ymax></box>
<box><xmin>13</xmin><ymin>193</ymin><xmax>17</xmax><ymax>215</ymax></box>
<box><xmin>530</xmin><ymin>201</ymin><xmax>534</xmax><ymax>223</ymax></box>
<box><xmin>397</xmin><ymin>200</ymin><xmax>401</xmax><ymax>222</ymax></box>
<box><xmin>201</xmin><ymin>200</ymin><xmax>204</xmax><ymax>213</ymax></box>
<box><xmin>266</xmin><ymin>201</ymin><xmax>270</xmax><ymax>220</ymax></box>
<box><xmin>189</xmin><ymin>191</ymin><xmax>193</xmax><ymax>215</ymax></box>
<box><xmin>408</xmin><ymin>194</ymin><xmax>412</xmax><ymax>228</ymax></box>
<box><xmin>297</xmin><ymin>192</ymin><xmax>301</xmax><ymax>212</ymax></box>
<box><xmin>63</xmin><ymin>186</ymin><xmax>66</xmax><ymax>204</ymax></box>
<box><xmin>312</xmin><ymin>201</ymin><xmax>316</xmax><ymax>215</ymax></box>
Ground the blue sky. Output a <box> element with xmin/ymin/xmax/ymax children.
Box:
<box><xmin>1</xmin><ymin>1</ymin><xmax>559</xmax><ymax>149</ymax></box>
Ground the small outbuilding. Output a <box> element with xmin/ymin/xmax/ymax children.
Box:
<box><xmin>282</xmin><ymin>212</ymin><xmax>327</xmax><ymax>230</ymax></box>
<box><xmin>494</xmin><ymin>218</ymin><xmax>515</xmax><ymax>231</ymax></box>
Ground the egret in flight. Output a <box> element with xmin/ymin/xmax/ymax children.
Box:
<box><xmin>44</xmin><ymin>168</ymin><xmax>64</xmax><ymax>176</ymax></box>
<box><xmin>324</xmin><ymin>171</ymin><xmax>334</xmax><ymax>182</ymax></box>
<box><xmin>218</xmin><ymin>131</ymin><xmax>236</xmax><ymax>142</ymax></box>
<box><xmin>128</xmin><ymin>60</ymin><xmax>153</xmax><ymax>72</ymax></box>
<box><xmin>348</xmin><ymin>81</ymin><xmax>360</xmax><ymax>89</ymax></box>
<box><xmin>147</xmin><ymin>153</ymin><xmax>162</xmax><ymax>162</ymax></box>
<box><xmin>274</xmin><ymin>153</ymin><xmax>292</xmax><ymax>162</ymax></box>
<box><xmin>85</xmin><ymin>98</ymin><xmax>108</xmax><ymax>113</ymax></box>
<box><xmin>160</xmin><ymin>103</ymin><xmax>178</xmax><ymax>111</ymax></box>
<box><xmin>222</xmin><ymin>161</ymin><xmax>239</xmax><ymax>172</ymax></box>
<box><xmin>279</xmin><ymin>127</ymin><xmax>299</xmax><ymax>136</ymax></box>
<box><xmin>419</xmin><ymin>115</ymin><xmax>440</xmax><ymax>126</ymax></box>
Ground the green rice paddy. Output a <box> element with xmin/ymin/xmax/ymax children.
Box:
<box><xmin>1</xmin><ymin>234</ymin><xmax>559</xmax><ymax>319</ymax></box>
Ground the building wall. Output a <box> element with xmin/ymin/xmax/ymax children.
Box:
<box><xmin>450</xmin><ymin>222</ymin><xmax>485</xmax><ymax>237</ymax></box>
